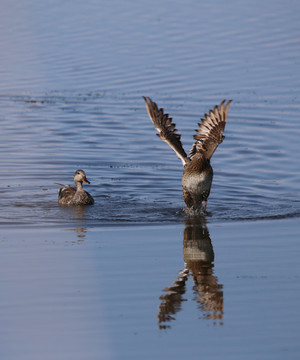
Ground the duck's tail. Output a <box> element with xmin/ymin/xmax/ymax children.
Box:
<box><xmin>54</xmin><ymin>182</ymin><xmax>67</xmax><ymax>187</ymax></box>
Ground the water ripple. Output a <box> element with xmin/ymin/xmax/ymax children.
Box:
<box><xmin>0</xmin><ymin>0</ymin><xmax>299</xmax><ymax>226</ymax></box>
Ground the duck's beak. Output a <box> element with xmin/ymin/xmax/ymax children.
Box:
<box><xmin>200</xmin><ymin>144</ymin><xmax>207</xmax><ymax>152</ymax></box>
<box><xmin>82</xmin><ymin>177</ymin><xmax>90</xmax><ymax>184</ymax></box>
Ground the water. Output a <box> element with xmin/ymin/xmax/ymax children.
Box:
<box><xmin>1</xmin><ymin>90</ymin><xmax>299</xmax><ymax>225</ymax></box>
<box><xmin>0</xmin><ymin>0</ymin><xmax>300</xmax><ymax>359</ymax></box>
<box><xmin>1</xmin><ymin>220</ymin><xmax>299</xmax><ymax>359</ymax></box>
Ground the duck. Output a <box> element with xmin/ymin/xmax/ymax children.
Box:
<box><xmin>56</xmin><ymin>170</ymin><xmax>94</xmax><ymax>206</ymax></box>
<box><xmin>143</xmin><ymin>97</ymin><xmax>232</xmax><ymax>211</ymax></box>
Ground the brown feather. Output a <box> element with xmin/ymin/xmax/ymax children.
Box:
<box><xmin>143</xmin><ymin>97</ymin><xmax>189</xmax><ymax>165</ymax></box>
<box><xmin>192</xmin><ymin>100</ymin><xmax>232</xmax><ymax>160</ymax></box>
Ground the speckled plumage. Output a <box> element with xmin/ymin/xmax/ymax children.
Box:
<box><xmin>182</xmin><ymin>153</ymin><xmax>213</xmax><ymax>209</ymax></box>
<box><xmin>144</xmin><ymin>97</ymin><xmax>232</xmax><ymax>211</ymax></box>
<box><xmin>57</xmin><ymin>170</ymin><xmax>94</xmax><ymax>206</ymax></box>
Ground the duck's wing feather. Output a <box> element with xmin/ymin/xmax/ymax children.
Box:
<box><xmin>143</xmin><ymin>97</ymin><xmax>189</xmax><ymax>166</ymax></box>
<box><xmin>58</xmin><ymin>185</ymin><xmax>76</xmax><ymax>205</ymax></box>
<box><xmin>191</xmin><ymin>100</ymin><xmax>232</xmax><ymax>160</ymax></box>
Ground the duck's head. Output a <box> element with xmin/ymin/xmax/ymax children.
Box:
<box><xmin>195</xmin><ymin>139</ymin><xmax>208</xmax><ymax>154</ymax></box>
<box><xmin>73</xmin><ymin>169</ymin><xmax>90</xmax><ymax>185</ymax></box>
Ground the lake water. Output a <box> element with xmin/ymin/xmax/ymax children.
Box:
<box><xmin>0</xmin><ymin>0</ymin><xmax>300</xmax><ymax>359</ymax></box>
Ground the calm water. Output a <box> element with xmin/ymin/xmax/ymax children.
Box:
<box><xmin>0</xmin><ymin>0</ymin><xmax>300</xmax><ymax>359</ymax></box>
<box><xmin>1</xmin><ymin>219</ymin><xmax>299</xmax><ymax>360</ymax></box>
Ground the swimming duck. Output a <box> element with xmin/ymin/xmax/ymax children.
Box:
<box><xmin>143</xmin><ymin>97</ymin><xmax>232</xmax><ymax>211</ymax></box>
<box><xmin>57</xmin><ymin>170</ymin><xmax>94</xmax><ymax>206</ymax></box>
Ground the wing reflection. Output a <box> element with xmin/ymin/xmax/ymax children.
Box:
<box><xmin>158</xmin><ymin>217</ymin><xmax>223</xmax><ymax>329</ymax></box>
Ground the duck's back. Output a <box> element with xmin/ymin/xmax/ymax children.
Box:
<box><xmin>58</xmin><ymin>186</ymin><xmax>94</xmax><ymax>205</ymax></box>
<box><xmin>58</xmin><ymin>186</ymin><xmax>77</xmax><ymax>205</ymax></box>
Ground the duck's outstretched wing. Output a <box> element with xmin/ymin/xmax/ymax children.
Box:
<box><xmin>143</xmin><ymin>97</ymin><xmax>189</xmax><ymax>166</ymax></box>
<box><xmin>190</xmin><ymin>100</ymin><xmax>232</xmax><ymax>160</ymax></box>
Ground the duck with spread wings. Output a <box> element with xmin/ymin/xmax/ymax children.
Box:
<box><xmin>143</xmin><ymin>97</ymin><xmax>232</xmax><ymax>211</ymax></box>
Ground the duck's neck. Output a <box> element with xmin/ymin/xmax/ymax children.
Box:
<box><xmin>75</xmin><ymin>181</ymin><xmax>83</xmax><ymax>191</ymax></box>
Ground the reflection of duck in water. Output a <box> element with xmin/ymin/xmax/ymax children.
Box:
<box><xmin>144</xmin><ymin>97</ymin><xmax>232</xmax><ymax>211</ymax></box>
<box><xmin>64</xmin><ymin>227</ymin><xmax>88</xmax><ymax>241</ymax></box>
<box><xmin>56</xmin><ymin>170</ymin><xmax>94</xmax><ymax>206</ymax></box>
<box><xmin>74</xmin><ymin>227</ymin><xmax>87</xmax><ymax>239</ymax></box>
<box><xmin>158</xmin><ymin>217</ymin><xmax>223</xmax><ymax>329</ymax></box>
<box><xmin>183</xmin><ymin>217</ymin><xmax>223</xmax><ymax>324</ymax></box>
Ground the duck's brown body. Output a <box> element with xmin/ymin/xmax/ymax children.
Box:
<box><xmin>144</xmin><ymin>97</ymin><xmax>231</xmax><ymax>211</ymax></box>
<box><xmin>57</xmin><ymin>170</ymin><xmax>94</xmax><ymax>206</ymax></box>
<box><xmin>182</xmin><ymin>154</ymin><xmax>213</xmax><ymax>209</ymax></box>
<box><xmin>58</xmin><ymin>186</ymin><xmax>94</xmax><ymax>206</ymax></box>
